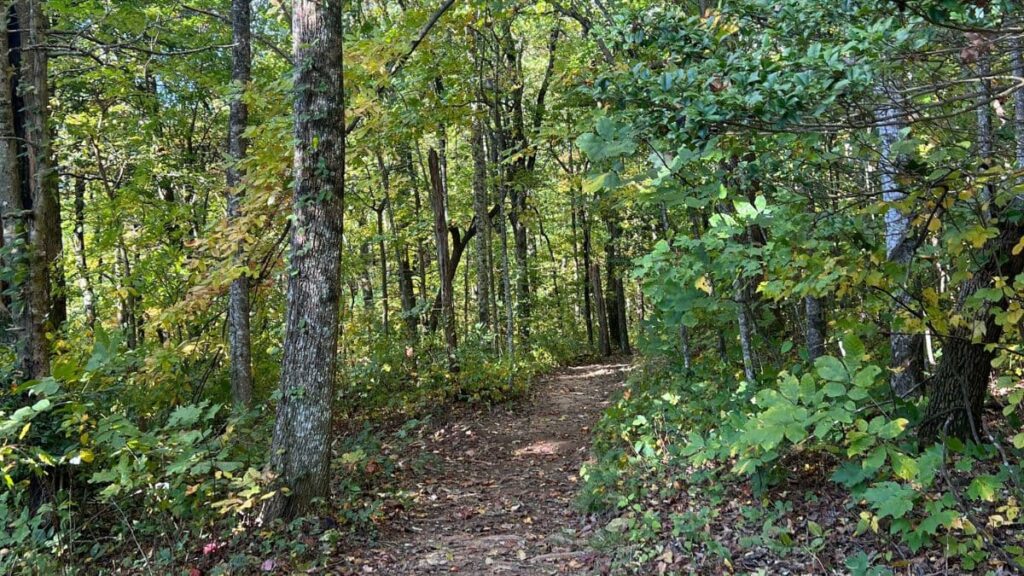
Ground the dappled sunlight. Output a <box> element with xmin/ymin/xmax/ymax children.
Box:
<box><xmin>513</xmin><ymin>439</ymin><xmax>571</xmax><ymax>456</ymax></box>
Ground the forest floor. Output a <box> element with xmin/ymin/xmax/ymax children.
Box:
<box><xmin>335</xmin><ymin>359</ymin><xmax>630</xmax><ymax>575</ymax></box>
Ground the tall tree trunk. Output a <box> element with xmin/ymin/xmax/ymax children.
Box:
<box><xmin>428</xmin><ymin>149</ymin><xmax>458</xmax><ymax>369</ymax></box>
<box><xmin>591</xmin><ymin>261</ymin><xmax>611</xmax><ymax>357</ymax></box>
<box><xmin>380</xmin><ymin>152</ymin><xmax>416</xmax><ymax>336</ymax></box>
<box><xmin>72</xmin><ymin>176</ymin><xmax>95</xmax><ymax>329</ymax></box>
<box><xmin>471</xmin><ymin>112</ymin><xmax>492</xmax><ymax>330</ymax></box>
<box><xmin>17</xmin><ymin>0</ymin><xmax>62</xmax><ymax>331</ymax></box>
<box><xmin>605</xmin><ymin>218</ymin><xmax>630</xmax><ymax>353</ymax></box>
<box><xmin>735</xmin><ymin>276</ymin><xmax>756</xmax><ymax>383</ymax></box>
<box><xmin>0</xmin><ymin>3</ymin><xmax>48</xmax><ymax>379</ymax></box>
<box><xmin>227</xmin><ymin>0</ymin><xmax>254</xmax><ymax>408</ymax></box>
<box><xmin>680</xmin><ymin>325</ymin><xmax>692</xmax><ymax>370</ymax></box>
<box><xmin>804</xmin><ymin>295</ymin><xmax>825</xmax><ymax>360</ymax></box>
<box><xmin>375</xmin><ymin>203</ymin><xmax>389</xmax><ymax>335</ymax></box>
<box><xmin>580</xmin><ymin>205</ymin><xmax>595</xmax><ymax>347</ymax></box>
<box><xmin>1014</xmin><ymin>36</ymin><xmax>1024</xmax><ymax>170</ymax></box>
<box><xmin>358</xmin><ymin>213</ymin><xmax>373</xmax><ymax>310</ymax></box>
<box><xmin>875</xmin><ymin>88</ymin><xmax>920</xmax><ymax>397</ymax></box>
<box><xmin>264</xmin><ymin>0</ymin><xmax>344</xmax><ymax>522</ymax></box>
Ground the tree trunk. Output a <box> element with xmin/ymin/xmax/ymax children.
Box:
<box><xmin>17</xmin><ymin>0</ymin><xmax>62</xmax><ymax>331</ymax></box>
<box><xmin>72</xmin><ymin>176</ymin><xmax>95</xmax><ymax>329</ymax></box>
<box><xmin>875</xmin><ymin>89</ymin><xmax>920</xmax><ymax>397</ymax></box>
<box><xmin>805</xmin><ymin>295</ymin><xmax>825</xmax><ymax>360</ymax></box>
<box><xmin>605</xmin><ymin>222</ymin><xmax>620</xmax><ymax>347</ymax></box>
<box><xmin>227</xmin><ymin>0</ymin><xmax>254</xmax><ymax>409</ymax></box>
<box><xmin>375</xmin><ymin>203</ymin><xmax>389</xmax><ymax>335</ymax></box>
<box><xmin>471</xmin><ymin>113</ymin><xmax>492</xmax><ymax>330</ymax></box>
<box><xmin>735</xmin><ymin>276</ymin><xmax>756</xmax><ymax>383</ymax></box>
<box><xmin>591</xmin><ymin>262</ymin><xmax>611</xmax><ymax>357</ymax></box>
<box><xmin>580</xmin><ymin>205</ymin><xmax>594</xmax><ymax>347</ymax></box>
<box><xmin>263</xmin><ymin>0</ymin><xmax>345</xmax><ymax>522</ymax></box>
<box><xmin>380</xmin><ymin>152</ymin><xmax>416</xmax><ymax>337</ymax></box>
<box><xmin>680</xmin><ymin>324</ymin><xmax>692</xmax><ymax>371</ymax></box>
<box><xmin>604</xmin><ymin>218</ymin><xmax>630</xmax><ymax>354</ymax></box>
<box><xmin>919</xmin><ymin>218</ymin><xmax>1024</xmax><ymax>442</ymax></box>
<box><xmin>358</xmin><ymin>213</ymin><xmax>374</xmax><ymax>311</ymax></box>
<box><xmin>1013</xmin><ymin>36</ymin><xmax>1024</xmax><ymax>170</ymax></box>
<box><xmin>428</xmin><ymin>149</ymin><xmax>458</xmax><ymax>369</ymax></box>
<box><xmin>1</xmin><ymin>3</ymin><xmax>49</xmax><ymax>379</ymax></box>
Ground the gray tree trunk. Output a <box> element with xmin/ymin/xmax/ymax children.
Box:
<box><xmin>804</xmin><ymin>295</ymin><xmax>825</xmax><ymax>360</ymax></box>
<box><xmin>428</xmin><ymin>149</ymin><xmax>458</xmax><ymax>368</ymax></box>
<box><xmin>875</xmin><ymin>88</ymin><xmax>919</xmax><ymax>397</ymax></box>
<box><xmin>735</xmin><ymin>276</ymin><xmax>756</xmax><ymax>383</ymax></box>
<box><xmin>591</xmin><ymin>262</ymin><xmax>611</xmax><ymax>357</ymax></box>
<box><xmin>227</xmin><ymin>0</ymin><xmax>254</xmax><ymax>409</ymax></box>
<box><xmin>471</xmin><ymin>112</ymin><xmax>492</xmax><ymax>330</ymax></box>
<box><xmin>375</xmin><ymin>203</ymin><xmax>389</xmax><ymax>335</ymax></box>
<box><xmin>263</xmin><ymin>0</ymin><xmax>345</xmax><ymax>522</ymax></box>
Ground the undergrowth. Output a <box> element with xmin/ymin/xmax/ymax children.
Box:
<box><xmin>580</xmin><ymin>333</ymin><xmax>1024</xmax><ymax>574</ymax></box>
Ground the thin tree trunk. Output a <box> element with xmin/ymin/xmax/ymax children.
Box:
<box><xmin>735</xmin><ymin>276</ymin><xmax>756</xmax><ymax>383</ymax></box>
<box><xmin>17</xmin><ymin>0</ymin><xmax>62</xmax><ymax>331</ymax></box>
<box><xmin>227</xmin><ymin>0</ymin><xmax>254</xmax><ymax>408</ymax></box>
<box><xmin>428</xmin><ymin>149</ymin><xmax>458</xmax><ymax>369</ymax></box>
<box><xmin>580</xmin><ymin>205</ymin><xmax>595</xmax><ymax>347</ymax></box>
<box><xmin>381</xmin><ymin>152</ymin><xmax>416</xmax><ymax>336</ymax></box>
<box><xmin>375</xmin><ymin>203</ymin><xmax>389</xmax><ymax>335</ymax></box>
<box><xmin>591</xmin><ymin>262</ymin><xmax>611</xmax><ymax>357</ymax></box>
<box><xmin>1014</xmin><ymin>36</ymin><xmax>1024</xmax><ymax>170</ymax></box>
<box><xmin>805</xmin><ymin>295</ymin><xmax>825</xmax><ymax>360</ymax></box>
<box><xmin>875</xmin><ymin>88</ymin><xmax>920</xmax><ymax>397</ymax></box>
<box><xmin>471</xmin><ymin>112</ymin><xmax>491</xmax><ymax>329</ymax></box>
<box><xmin>72</xmin><ymin>176</ymin><xmax>95</xmax><ymax>329</ymax></box>
<box><xmin>264</xmin><ymin>0</ymin><xmax>345</xmax><ymax>522</ymax></box>
<box><xmin>358</xmin><ymin>213</ymin><xmax>374</xmax><ymax>310</ymax></box>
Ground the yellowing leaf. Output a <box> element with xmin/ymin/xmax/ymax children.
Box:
<box><xmin>695</xmin><ymin>275</ymin><xmax>712</xmax><ymax>294</ymax></box>
<box><xmin>1013</xmin><ymin>236</ymin><xmax>1024</xmax><ymax>256</ymax></box>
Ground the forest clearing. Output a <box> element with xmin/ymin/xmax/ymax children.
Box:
<box><xmin>4</xmin><ymin>0</ymin><xmax>1024</xmax><ymax>574</ymax></box>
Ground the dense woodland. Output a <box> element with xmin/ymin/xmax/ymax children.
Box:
<box><xmin>4</xmin><ymin>0</ymin><xmax>1024</xmax><ymax>573</ymax></box>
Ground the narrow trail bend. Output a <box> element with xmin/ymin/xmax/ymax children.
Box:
<box><xmin>350</xmin><ymin>360</ymin><xmax>630</xmax><ymax>575</ymax></box>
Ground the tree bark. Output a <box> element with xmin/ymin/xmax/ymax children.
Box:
<box><xmin>263</xmin><ymin>0</ymin><xmax>345</xmax><ymax>522</ymax></box>
<box><xmin>735</xmin><ymin>276</ymin><xmax>756</xmax><ymax>383</ymax></box>
<box><xmin>1014</xmin><ymin>36</ymin><xmax>1024</xmax><ymax>170</ymax></box>
<box><xmin>17</xmin><ymin>0</ymin><xmax>62</xmax><ymax>331</ymax></box>
<box><xmin>920</xmin><ymin>217</ymin><xmax>1024</xmax><ymax>442</ymax></box>
<box><xmin>227</xmin><ymin>0</ymin><xmax>254</xmax><ymax>409</ymax></box>
<box><xmin>374</xmin><ymin>202</ymin><xmax>389</xmax><ymax>335</ymax></box>
<box><xmin>72</xmin><ymin>176</ymin><xmax>95</xmax><ymax>329</ymax></box>
<box><xmin>1</xmin><ymin>2</ymin><xmax>49</xmax><ymax>379</ymax></box>
<box><xmin>471</xmin><ymin>112</ymin><xmax>492</xmax><ymax>330</ymax></box>
<box><xmin>428</xmin><ymin>149</ymin><xmax>458</xmax><ymax>369</ymax></box>
<box><xmin>805</xmin><ymin>295</ymin><xmax>825</xmax><ymax>360</ymax></box>
<box><xmin>580</xmin><ymin>204</ymin><xmax>595</xmax><ymax>347</ymax></box>
<box><xmin>591</xmin><ymin>262</ymin><xmax>611</xmax><ymax>356</ymax></box>
<box><xmin>875</xmin><ymin>89</ymin><xmax>920</xmax><ymax>397</ymax></box>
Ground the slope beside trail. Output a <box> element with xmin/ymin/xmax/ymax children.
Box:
<box><xmin>342</xmin><ymin>360</ymin><xmax>630</xmax><ymax>575</ymax></box>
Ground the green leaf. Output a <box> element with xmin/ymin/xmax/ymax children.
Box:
<box><xmin>823</xmin><ymin>381</ymin><xmax>846</xmax><ymax>398</ymax></box>
<box><xmin>863</xmin><ymin>481</ymin><xmax>916</xmax><ymax>519</ymax></box>
<box><xmin>815</xmin><ymin>356</ymin><xmax>848</xmax><ymax>382</ymax></box>
<box><xmin>889</xmin><ymin>451</ymin><xmax>919</xmax><ymax>481</ymax></box>
<box><xmin>967</xmin><ymin>475</ymin><xmax>1001</xmax><ymax>502</ymax></box>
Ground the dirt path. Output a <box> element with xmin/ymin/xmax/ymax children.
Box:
<box><xmin>351</xmin><ymin>360</ymin><xmax>629</xmax><ymax>575</ymax></box>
